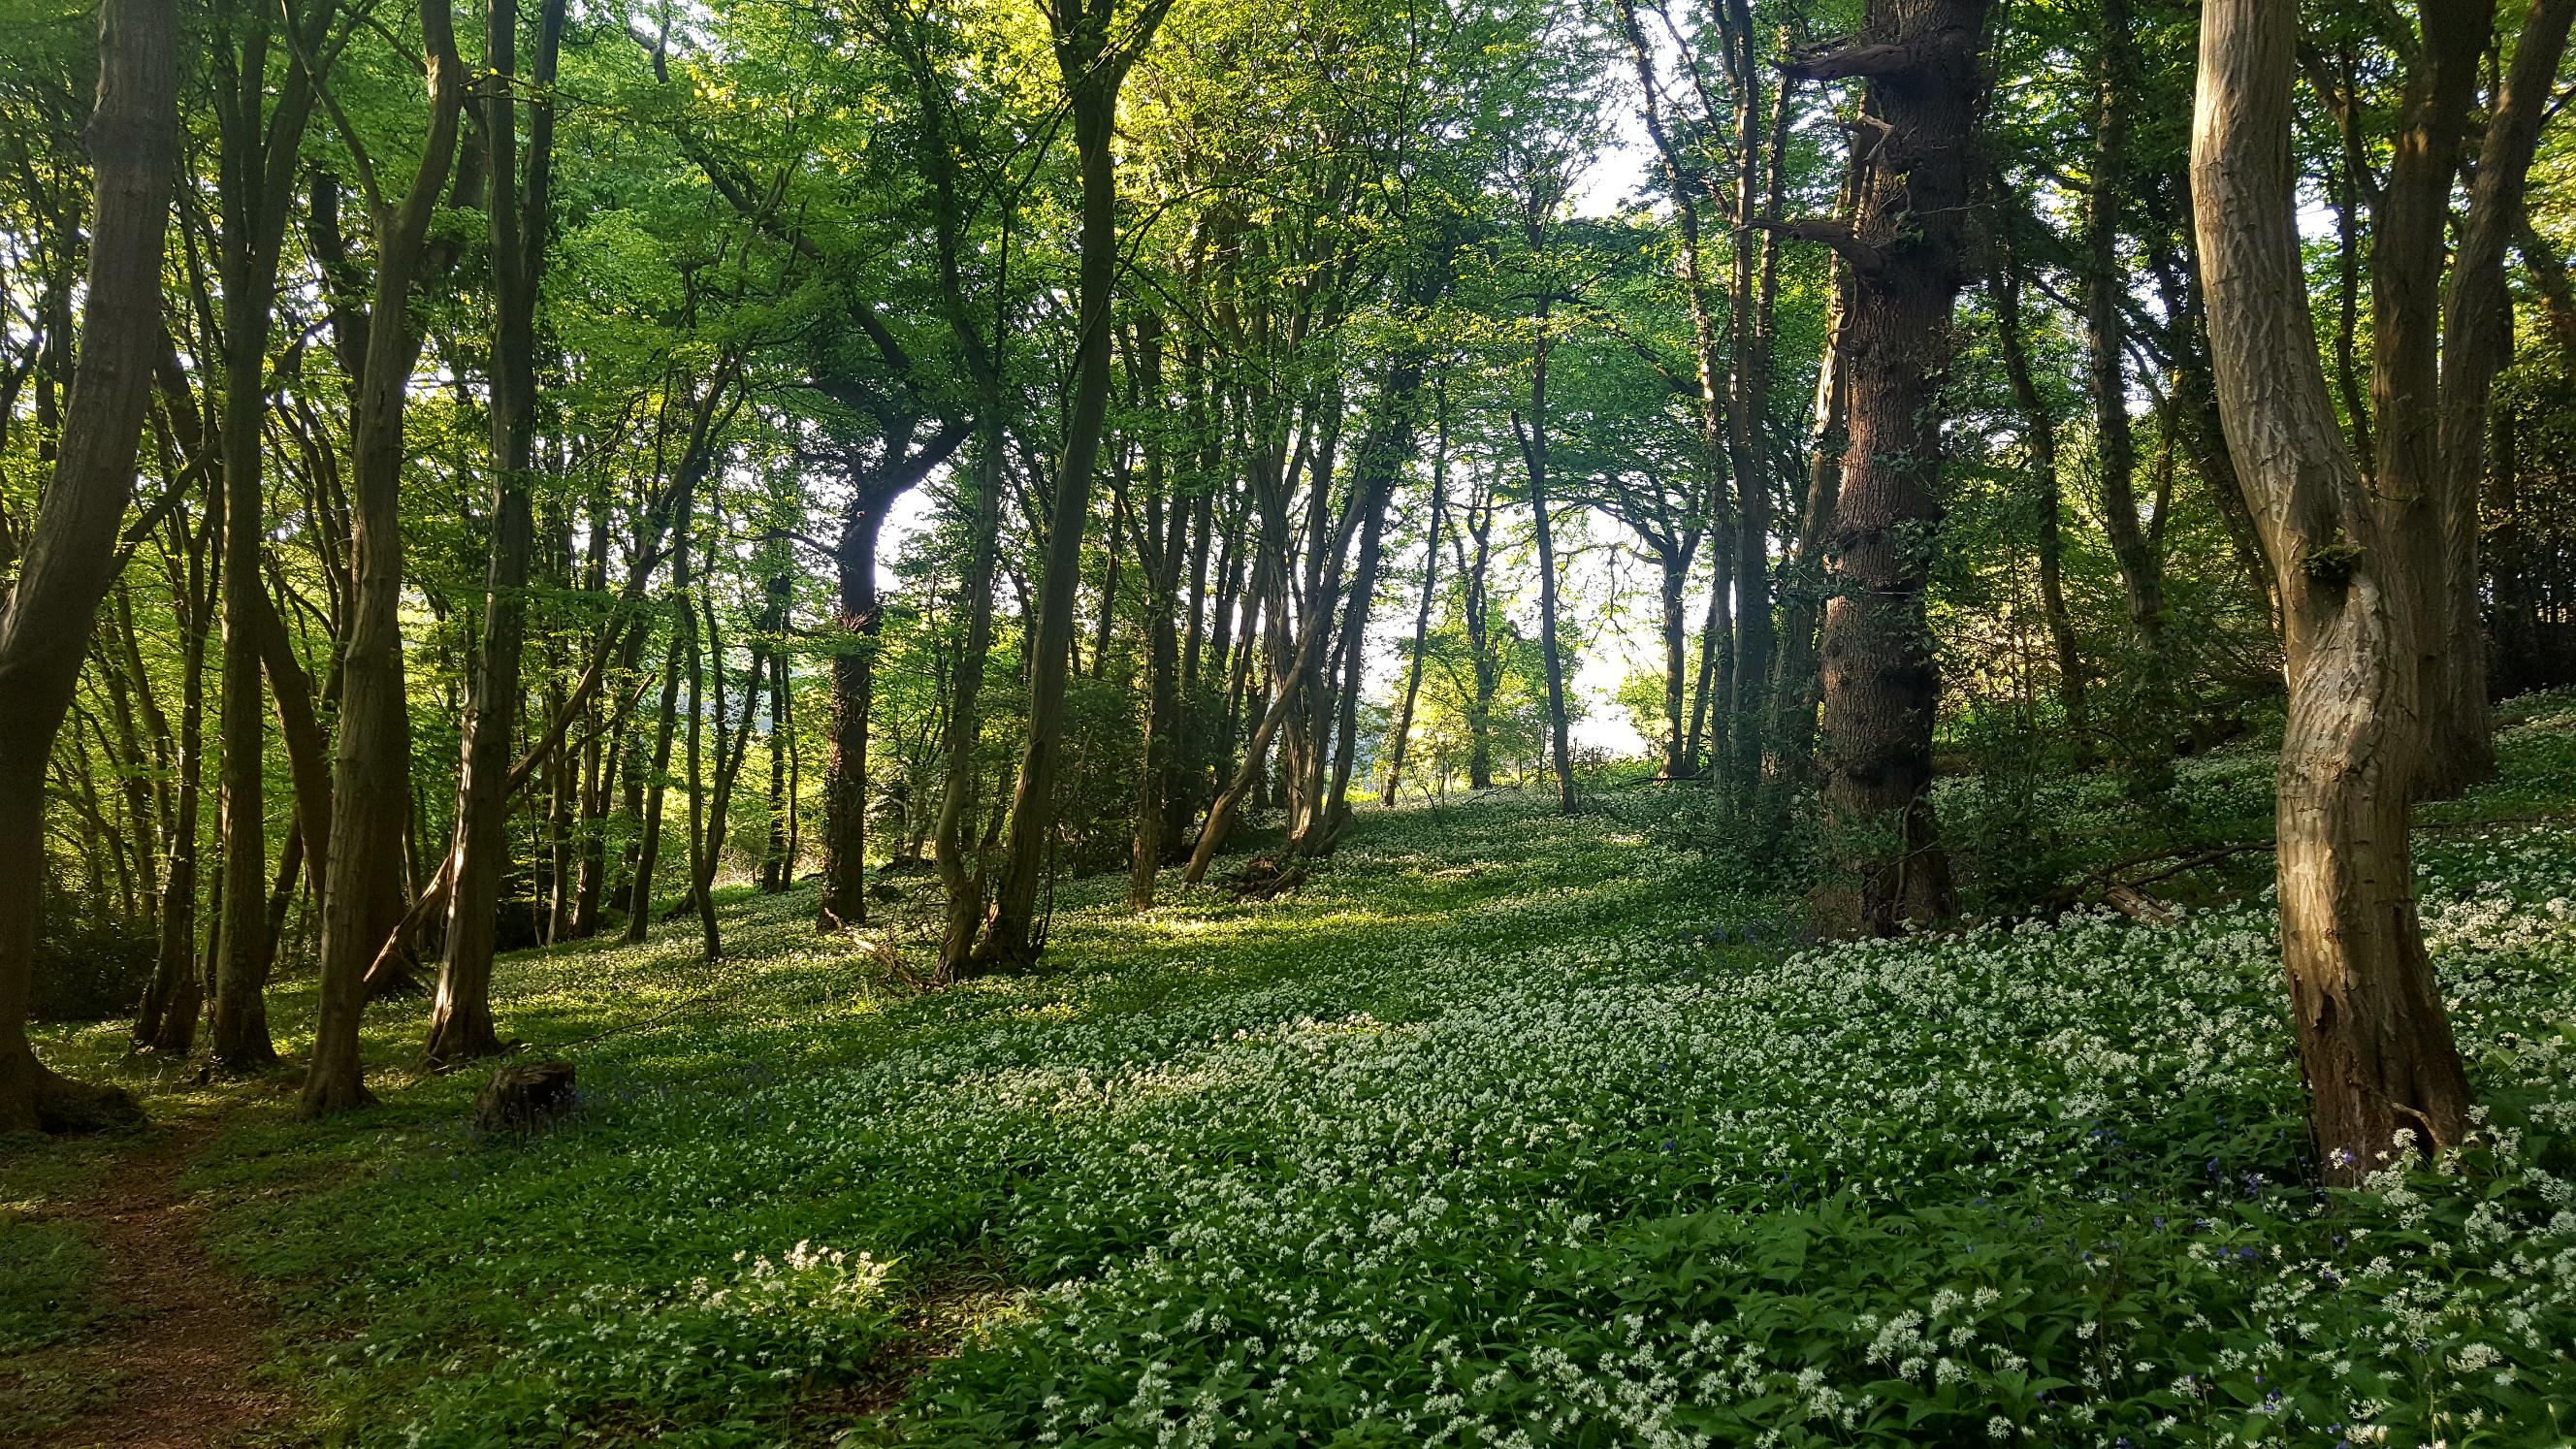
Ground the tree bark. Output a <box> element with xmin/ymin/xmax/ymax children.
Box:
<box><xmin>2191</xmin><ymin>0</ymin><xmax>2473</xmax><ymax>1182</ymax></box>
<box><xmin>1992</xmin><ymin>253</ymin><xmax>2089</xmax><ymax>746</ymax></box>
<box><xmin>1379</xmin><ymin>388</ymin><xmax>1448</xmax><ymax>803</ymax></box>
<box><xmin>0</xmin><ymin>0</ymin><xmax>175</xmax><ymax>1133</ymax></box>
<box><xmin>1806</xmin><ymin>0</ymin><xmax>1983</xmax><ymax>935</ymax></box>
<box><xmin>2367</xmin><ymin>0</ymin><xmax>2491</xmax><ymax>800</ymax></box>
<box><xmin>2082</xmin><ymin>0</ymin><xmax>2166</xmax><ymax>664</ymax></box>
<box><xmin>301</xmin><ymin>0</ymin><xmax>466</xmax><ymax>1117</ymax></box>
<box><xmin>207</xmin><ymin>0</ymin><xmax>328</xmax><ymax>1075</ymax></box>
<box><xmin>974</xmin><ymin>0</ymin><xmax>1171</xmax><ymax>969</ymax></box>
<box><xmin>2422</xmin><ymin>0</ymin><xmax>2576</xmax><ymax>793</ymax></box>
<box><xmin>1518</xmin><ymin>299</ymin><xmax>1577</xmax><ymax>817</ymax></box>
<box><xmin>426</xmin><ymin>0</ymin><xmax>564</xmax><ymax>1066</ymax></box>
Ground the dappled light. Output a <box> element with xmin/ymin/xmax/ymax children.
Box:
<box><xmin>7</xmin><ymin>0</ymin><xmax>2576</xmax><ymax>1440</ymax></box>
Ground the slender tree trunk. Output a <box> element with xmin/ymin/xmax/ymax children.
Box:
<box><xmin>1313</xmin><ymin>362</ymin><xmax>1423</xmax><ymax>849</ymax></box>
<box><xmin>1519</xmin><ymin>305</ymin><xmax>1576</xmax><ymax>816</ymax></box>
<box><xmin>2423</xmin><ymin>0</ymin><xmax>2576</xmax><ymax>792</ymax></box>
<box><xmin>975</xmin><ymin>0</ymin><xmax>1167</xmax><ymax>968</ymax></box>
<box><xmin>626</xmin><ymin>604</ymin><xmax>685</xmax><ymax>945</ymax></box>
<box><xmin>1722</xmin><ymin>0</ymin><xmax>1778</xmax><ymax>796</ymax></box>
<box><xmin>2367</xmin><ymin>0</ymin><xmax>2491</xmax><ymax>802</ymax></box>
<box><xmin>1462</xmin><ymin>475</ymin><xmax>1497</xmax><ymax>789</ymax></box>
<box><xmin>1764</xmin><ymin>224</ymin><xmax>1852</xmax><ymax>789</ymax></box>
<box><xmin>302</xmin><ymin>0</ymin><xmax>467</xmax><ymax>1115</ymax></box>
<box><xmin>2083</xmin><ymin>0</ymin><xmax>2165</xmax><ymax>663</ymax></box>
<box><xmin>2191</xmin><ymin>0</ymin><xmax>2472</xmax><ymax>1181</ymax></box>
<box><xmin>937</xmin><ymin>429</ymin><xmax>1004</xmax><ymax>975</ymax></box>
<box><xmin>0</xmin><ymin>0</ymin><xmax>175</xmax><ymax>1132</ymax></box>
<box><xmin>1795</xmin><ymin>0</ymin><xmax>1984</xmax><ymax>934</ymax></box>
<box><xmin>207</xmin><ymin>0</ymin><xmax>324</xmax><ymax>1076</ymax></box>
<box><xmin>1992</xmin><ymin>255</ymin><xmax>2089</xmax><ymax>745</ymax></box>
<box><xmin>683</xmin><ymin>575</ymin><xmax>721</xmax><ymax>959</ymax></box>
<box><xmin>137</xmin><ymin>507</ymin><xmax>213</xmax><ymax>1053</ymax></box>
<box><xmin>1130</xmin><ymin>315</ymin><xmax>1182</xmax><ymax>906</ymax></box>
<box><xmin>1380</xmin><ymin>388</ymin><xmax>1447</xmax><ymax>803</ymax></box>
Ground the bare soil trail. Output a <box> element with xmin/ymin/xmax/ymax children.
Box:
<box><xmin>16</xmin><ymin>1116</ymin><xmax>292</xmax><ymax>1448</ymax></box>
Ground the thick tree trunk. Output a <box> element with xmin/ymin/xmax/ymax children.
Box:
<box><xmin>2191</xmin><ymin>0</ymin><xmax>2473</xmax><ymax>1182</ymax></box>
<box><xmin>301</xmin><ymin>0</ymin><xmax>465</xmax><ymax>1117</ymax></box>
<box><xmin>820</xmin><ymin>498</ymin><xmax>890</xmax><ymax>929</ymax></box>
<box><xmin>1801</xmin><ymin>0</ymin><xmax>1984</xmax><ymax>935</ymax></box>
<box><xmin>0</xmin><ymin>0</ymin><xmax>175</xmax><ymax>1133</ymax></box>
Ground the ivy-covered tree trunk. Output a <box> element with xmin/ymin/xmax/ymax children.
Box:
<box><xmin>1799</xmin><ymin>0</ymin><xmax>1986</xmax><ymax>935</ymax></box>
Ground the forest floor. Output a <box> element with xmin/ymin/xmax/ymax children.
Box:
<box><xmin>8</xmin><ymin>698</ymin><xmax>2576</xmax><ymax>1447</ymax></box>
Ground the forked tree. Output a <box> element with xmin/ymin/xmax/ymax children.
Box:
<box><xmin>2190</xmin><ymin>0</ymin><xmax>2474</xmax><ymax>1181</ymax></box>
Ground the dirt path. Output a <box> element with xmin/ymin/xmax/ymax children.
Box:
<box><xmin>28</xmin><ymin>1118</ymin><xmax>293</xmax><ymax>1449</ymax></box>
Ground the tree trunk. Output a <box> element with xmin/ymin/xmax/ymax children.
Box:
<box><xmin>2190</xmin><ymin>0</ymin><xmax>2473</xmax><ymax>1181</ymax></box>
<box><xmin>1312</xmin><ymin>359</ymin><xmax>1424</xmax><ymax>849</ymax></box>
<box><xmin>206</xmin><ymin>0</ymin><xmax>326</xmax><ymax>1077</ymax></box>
<box><xmin>1130</xmin><ymin>315</ymin><xmax>1182</xmax><ymax>906</ymax></box>
<box><xmin>1722</xmin><ymin>0</ymin><xmax>1779</xmax><ymax>796</ymax></box>
<box><xmin>427</xmin><ymin>0</ymin><xmax>564</xmax><ymax>1064</ymax></box>
<box><xmin>821</xmin><ymin>495</ymin><xmax>892</xmax><ymax>928</ymax></box>
<box><xmin>1992</xmin><ymin>253</ymin><xmax>2089</xmax><ymax>745</ymax></box>
<box><xmin>2082</xmin><ymin>0</ymin><xmax>2165</xmax><ymax>662</ymax></box>
<box><xmin>136</xmin><ymin>505</ymin><xmax>213</xmax><ymax>1053</ymax></box>
<box><xmin>626</xmin><ymin>587</ymin><xmax>686</xmax><ymax>945</ymax></box>
<box><xmin>1379</xmin><ymin>388</ymin><xmax>1447</xmax><ymax>804</ymax></box>
<box><xmin>0</xmin><ymin>0</ymin><xmax>175</xmax><ymax>1133</ymax></box>
<box><xmin>1519</xmin><ymin>305</ymin><xmax>1577</xmax><ymax>817</ymax></box>
<box><xmin>302</xmin><ymin>0</ymin><xmax>466</xmax><ymax>1117</ymax></box>
<box><xmin>2423</xmin><ymin>0</ymin><xmax>2576</xmax><ymax>792</ymax></box>
<box><xmin>2367</xmin><ymin>0</ymin><xmax>2491</xmax><ymax>802</ymax></box>
<box><xmin>1799</xmin><ymin>0</ymin><xmax>1984</xmax><ymax>935</ymax></box>
<box><xmin>975</xmin><ymin>0</ymin><xmax>1167</xmax><ymax>969</ymax></box>
<box><xmin>682</xmin><ymin>567</ymin><xmax>721</xmax><ymax>960</ymax></box>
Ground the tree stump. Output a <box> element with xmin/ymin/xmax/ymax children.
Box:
<box><xmin>472</xmin><ymin>1061</ymin><xmax>577</xmax><ymax>1135</ymax></box>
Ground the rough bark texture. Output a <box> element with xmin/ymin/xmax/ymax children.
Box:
<box><xmin>0</xmin><ymin>0</ymin><xmax>175</xmax><ymax>1133</ymax></box>
<box><xmin>2190</xmin><ymin>0</ymin><xmax>2472</xmax><ymax>1183</ymax></box>
<box><xmin>1806</xmin><ymin>0</ymin><xmax>1983</xmax><ymax>935</ymax></box>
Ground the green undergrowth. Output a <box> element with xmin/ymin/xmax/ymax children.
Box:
<box><xmin>11</xmin><ymin>700</ymin><xmax>2576</xmax><ymax>1447</ymax></box>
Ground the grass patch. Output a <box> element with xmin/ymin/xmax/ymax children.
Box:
<box><xmin>15</xmin><ymin>705</ymin><xmax>2576</xmax><ymax>1446</ymax></box>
